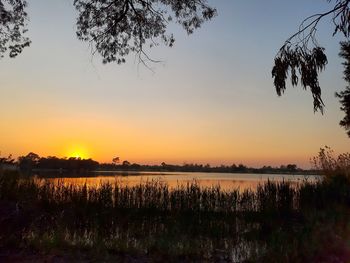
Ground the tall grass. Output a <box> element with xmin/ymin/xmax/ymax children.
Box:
<box><xmin>312</xmin><ymin>146</ymin><xmax>350</xmax><ymax>179</ymax></box>
<box><xmin>1</xmin><ymin>166</ymin><xmax>350</xmax><ymax>261</ymax></box>
<box><xmin>0</xmin><ymin>175</ymin><xmax>326</xmax><ymax>214</ymax></box>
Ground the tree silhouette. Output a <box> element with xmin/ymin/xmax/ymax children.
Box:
<box><xmin>74</xmin><ymin>0</ymin><xmax>216</xmax><ymax>66</ymax></box>
<box><xmin>272</xmin><ymin>0</ymin><xmax>350</xmax><ymax>136</ymax></box>
<box><xmin>0</xmin><ymin>0</ymin><xmax>216</xmax><ymax>63</ymax></box>
<box><xmin>112</xmin><ymin>156</ymin><xmax>120</xmax><ymax>165</ymax></box>
<box><xmin>122</xmin><ymin>160</ymin><xmax>130</xmax><ymax>167</ymax></box>
<box><xmin>18</xmin><ymin>152</ymin><xmax>39</xmax><ymax>171</ymax></box>
<box><xmin>17</xmin><ymin>153</ymin><xmax>99</xmax><ymax>172</ymax></box>
<box><xmin>0</xmin><ymin>0</ymin><xmax>30</xmax><ymax>58</ymax></box>
<box><xmin>0</xmin><ymin>153</ymin><xmax>14</xmax><ymax>164</ymax></box>
<box><xmin>337</xmin><ymin>41</ymin><xmax>350</xmax><ymax>136</ymax></box>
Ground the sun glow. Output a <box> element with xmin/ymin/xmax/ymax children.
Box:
<box><xmin>66</xmin><ymin>146</ymin><xmax>89</xmax><ymax>159</ymax></box>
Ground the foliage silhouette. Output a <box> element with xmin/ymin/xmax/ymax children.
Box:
<box><xmin>11</xmin><ymin>152</ymin><xmax>314</xmax><ymax>175</ymax></box>
<box><xmin>74</xmin><ymin>0</ymin><xmax>216</xmax><ymax>66</ymax></box>
<box><xmin>337</xmin><ymin>41</ymin><xmax>350</xmax><ymax>136</ymax></box>
<box><xmin>17</xmin><ymin>152</ymin><xmax>39</xmax><ymax>171</ymax></box>
<box><xmin>312</xmin><ymin>145</ymin><xmax>350</xmax><ymax>179</ymax></box>
<box><xmin>98</xmin><ymin>161</ymin><xmax>311</xmax><ymax>175</ymax></box>
<box><xmin>0</xmin><ymin>153</ymin><xmax>14</xmax><ymax>164</ymax></box>
<box><xmin>0</xmin><ymin>0</ymin><xmax>30</xmax><ymax>58</ymax></box>
<box><xmin>272</xmin><ymin>0</ymin><xmax>350</xmax><ymax>136</ymax></box>
<box><xmin>0</xmin><ymin>0</ymin><xmax>216</xmax><ymax>65</ymax></box>
<box><xmin>17</xmin><ymin>153</ymin><xmax>99</xmax><ymax>172</ymax></box>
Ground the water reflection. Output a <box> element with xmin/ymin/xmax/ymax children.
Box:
<box><xmin>38</xmin><ymin>172</ymin><xmax>321</xmax><ymax>191</ymax></box>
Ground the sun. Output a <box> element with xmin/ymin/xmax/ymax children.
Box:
<box><xmin>69</xmin><ymin>151</ymin><xmax>85</xmax><ymax>159</ymax></box>
<box><xmin>66</xmin><ymin>146</ymin><xmax>89</xmax><ymax>159</ymax></box>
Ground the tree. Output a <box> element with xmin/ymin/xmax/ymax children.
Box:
<box><xmin>18</xmin><ymin>152</ymin><xmax>39</xmax><ymax>171</ymax></box>
<box><xmin>0</xmin><ymin>0</ymin><xmax>216</xmax><ymax>65</ymax></box>
<box><xmin>122</xmin><ymin>160</ymin><xmax>130</xmax><ymax>167</ymax></box>
<box><xmin>286</xmin><ymin>164</ymin><xmax>298</xmax><ymax>171</ymax></box>
<box><xmin>337</xmin><ymin>41</ymin><xmax>350</xmax><ymax>136</ymax></box>
<box><xmin>272</xmin><ymin>0</ymin><xmax>350</xmax><ymax>137</ymax></box>
<box><xmin>74</xmin><ymin>0</ymin><xmax>216</xmax><ymax>66</ymax></box>
<box><xmin>0</xmin><ymin>153</ymin><xmax>14</xmax><ymax>164</ymax></box>
<box><xmin>112</xmin><ymin>156</ymin><xmax>120</xmax><ymax>164</ymax></box>
<box><xmin>0</xmin><ymin>0</ymin><xmax>30</xmax><ymax>58</ymax></box>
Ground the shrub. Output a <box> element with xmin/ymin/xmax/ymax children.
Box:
<box><xmin>312</xmin><ymin>146</ymin><xmax>350</xmax><ymax>180</ymax></box>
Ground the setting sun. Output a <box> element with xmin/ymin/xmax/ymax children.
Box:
<box><xmin>66</xmin><ymin>146</ymin><xmax>89</xmax><ymax>159</ymax></box>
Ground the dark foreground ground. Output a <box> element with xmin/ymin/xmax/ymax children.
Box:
<box><xmin>1</xmin><ymin>173</ymin><xmax>350</xmax><ymax>262</ymax></box>
<box><xmin>0</xmin><ymin>248</ymin><xmax>156</xmax><ymax>263</ymax></box>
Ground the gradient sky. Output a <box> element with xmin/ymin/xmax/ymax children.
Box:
<box><xmin>1</xmin><ymin>0</ymin><xmax>349</xmax><ymax>168</ymax></box>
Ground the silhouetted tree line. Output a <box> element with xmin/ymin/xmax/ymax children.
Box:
<box><xmin>0</xmin><ymin>154</ymin><xmax>15</xmax><ymax>165</ymax></box>
<box><xmin>17</xmin><ymin>152</ymin><xmax>99</xmax><ymax>172</ymax></box>
<box><xmin>9</xmin><ymin>152</ymin><xmax>316</xmax><ymax>174</ymax></box>
<box><xmin>98</xmin><ymin>161</ymin><xmax>315</xmax><ymax>175</ymax></box>
<box><xmin>0</xmin><ymin>154</ymin><xmax>16</xmax><ymax>172</ymax></box>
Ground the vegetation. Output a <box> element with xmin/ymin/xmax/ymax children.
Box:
<box><xmin>272</xmin><ymin>0</ymin><xmax>350</xmax><ymax>136</ymax></box>
<box><xmin>98</xmin><ymin>161</ymin><xmax>315</xmax><ymax>175</ymax></box>
<box><xmin>0</xmin><ymin>0</ymin><xmax>30</xmax><ymax>58</ymax></box>
<box><xmin>0</xmin><ymin>0</ymin><xmax>216</xmax><ymax>65</ymax></box>
<box><xmin>16</xmin><ymin>152</ymin><xmax>99</xmax><ymax>172</ymax></box>
<box><xmin>0</xmin><ymin>148</ymin><xmax>350</xmax><ymax>261</ymax></box>
<box><xmin>337</xmin><ymin>41</ymin><xmax>350</xmax><ymax>136</ymax></box>
<box><xmin>312</xmin><ymin>146</ymin><xmax>350</xmax><ymax>179</ymax></box>
<box><xmin>0</xmin><ymin>153</ymin><xmax>15</xmax><ymax>165</ymax></box>
<box><xmin>7</xmin><ymin>152</ymin><xmax>318</xmax><ymax>175</ymax></box>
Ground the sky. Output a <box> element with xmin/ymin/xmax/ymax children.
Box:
<box><xmin>1</xmin><ymin>0</ymin><xmax>350</xmax><ymax>168</ymax></box>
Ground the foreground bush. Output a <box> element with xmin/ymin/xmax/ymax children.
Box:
<box><xmin>312</xmin><ymin>146</ymin><xmax>350</xmax><ymax>180</ymax></box>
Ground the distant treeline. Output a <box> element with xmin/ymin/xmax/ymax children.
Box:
<box><xmin>1</xmin><ymin>152</ymin><xmax>318</xmax><ymax>174</ymax></box>
<box><xmin>15</xmin><ymin>152</ymin><xmax>98</xmax><ymax>172</ymax></box>
<box><xmin>99</xmin><ymin>161</ymin><xmax>317</xmax><ymax>175</ymax></box>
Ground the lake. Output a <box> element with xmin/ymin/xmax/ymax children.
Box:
<box><xmin>38</xmin><ymin>171</ymin><xmax>321</xmax><ymax>191</ymax></box>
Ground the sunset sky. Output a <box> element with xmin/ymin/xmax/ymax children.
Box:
<box><xmin>1</xmin><ymin>0</ymin><xmax>349</xmax><ymax>168</ymax></box>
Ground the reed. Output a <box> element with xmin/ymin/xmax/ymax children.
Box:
<box><xmin>0</xmin><ymin>172</ymin><xmax>349</xmax><ymax>262</ymax></box>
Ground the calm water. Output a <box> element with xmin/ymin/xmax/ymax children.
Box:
<box><xmin>40</xmin><ymin>171</ymin><xmax>321</xmax><ymax>191</ymax></box>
